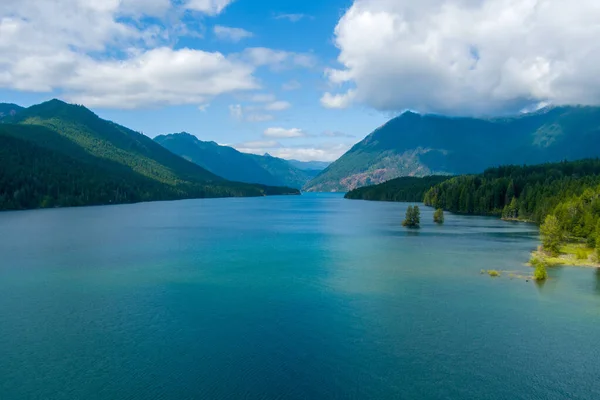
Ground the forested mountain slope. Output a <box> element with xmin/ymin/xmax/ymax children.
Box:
<box><xmin>155</xmin><ymin>133</ymin><xmax>317</xmax><ymax>189</ymax></box>
<box><xmin>0</xmin><ymin>100</ymin><xmax>298</xmax><ymax>211</ymax></box>
<box><xmin>305</xmin><ymin>106</ymin><xmax>600</xmax><ymax>192</ymax></box>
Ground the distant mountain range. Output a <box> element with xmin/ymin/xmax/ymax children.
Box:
<box><xmin>0</xmin><ymin>100</ymin><xmax>298</xmax><ymax>211</ymax></box>
<box><xmin>154</xmin><ymin>133</ymin><xmax>326</xmax><ymax>189</ymax></box>
<box><xmin>305</xmin><ymin>106</ymin><xmax>600</xmax><ymax>192</ymax></box>
<box><xmin>287</xmin><ymin>160</ymin><xmax>331</xmax><ymax>171</ymax></box>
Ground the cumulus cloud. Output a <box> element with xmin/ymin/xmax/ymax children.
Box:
<box><xmin>321</xmin><ymin>91</ymin><xmax>356</xmax><ymax>109</ymax></box>
<box><xmin>0</xmin><ymin>0</ymin><xmax>303</xmax><ymax>109</ymax></box>
<box><xmin>186</xmin><ymin>0</ymin><xmax>235</xmax><ymax>15</ymax></box>
<box><xmin>264</xmin><ymin>127</ymin><xmax>306</xmax><ymax>138</ymax></box>
<box><xmin>213</xmin><ymin>25</ymin><xmax>253</xmax><ymax>42</ymax></box>
<box><xmin>325</xmin><ymin>0</ymin><xmax>600</xmax><ymax>115</ymax></box>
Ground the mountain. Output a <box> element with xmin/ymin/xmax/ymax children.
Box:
<box><xmin>287</xmin><ymin>160</ymin><xmax>330</xmax><ymax>171</ymax></box>
<box><xmin>0</xmin><ymin>100</ymin><xmax>298</xmax><ymax>211</ymax></box>
<box><xmin>155</xmin><ymin>133</ymin><xmax>317</xmax><ymax>189</ymax></box>
<box><xmin>246</xmin><ymin>153</ymin><xmax>320</xmax><ymax>189</ymax></box>
<box><xmin>304</xmin><ymin>106</ymin><xmax>600</xmax><ymax>192</ymax></box>
<box><xmin>154</xmin><ymin>133</ymin><xmax>280</xmax><ymax>186</ymax></box>
<box><xmin>0</xmin><ymin>103</ymin><xmax>24</xmax><ymax>119</ymax></box>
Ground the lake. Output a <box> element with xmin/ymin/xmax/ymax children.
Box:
<box><xmin>1</xmin><ymin>193</ymin><xmax>599</xmax><ymax>400</ymax></box>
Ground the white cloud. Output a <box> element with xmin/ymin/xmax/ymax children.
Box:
<box><xmin>213</xmin><ymin>25</ymin><xmax>253</xmax><ymax>42</ymax></box>
<box><xmin>186</xmin><ymin>0</ymin><xmax>234</xmax><ymax>15</ymax></box>
<box><xmin>236</xmin><ymin>141</ymin><xmax>350</xmax><ymax>161</ymax></box>
<box><xmin>65</xmin><ymin>48</ymin><xmax>258</xmax><ymax>108</ymax></box>
<box><xmin>0</xmin><ymin>0</ymin><xmax>297</xmax><ymax>109</ymax></box>
<box><xmin>265</xmin><ymin>101</ymin><xmax>291</xmax><ymax>111</ymax></box>
<box><xmin>269</xmin><ymin>144</ymin><xmax>350</xmax><ymax>162</ymax></box>
<box><xmin>198</xmin><ymin>103</ymin><xmax>210</xmax><ymax>112</ymax></box>
<box><xmin>326</xmin><ymin>0</ymin><xmax>600</xmax><ymax>115</ymax></box>
<box><xmin>282</xmin><ymin>80</ymin><xmax>301</xmax><ymax>90</ymax></box>
<box><xmin>274</xmin><ymin>14</ymin><xmax>308</xmax><ymax>22</ymax></box>
<box><xmin>264</xmin><ymin>127</ymin><xmax>306</xmax><ymax>138</ymax></box>
<box><xmin>320</xmin><ymin>91</ymin><xmax>356</xmax><ymax>109</ymax></box>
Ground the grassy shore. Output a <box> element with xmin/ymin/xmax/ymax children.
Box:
<box><xmin>530</xmin><ymin>244</ymin><xmax>600</xmax><ymax>269</ymax></box>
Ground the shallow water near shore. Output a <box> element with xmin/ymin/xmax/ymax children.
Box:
<box><xmin>1</xmin><ymin>193</ymin><xmax>599</xmax><ymax>399</ymax></box>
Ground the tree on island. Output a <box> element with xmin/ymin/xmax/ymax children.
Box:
<box><xmin>403</xmin><ymin>205</ymin><xmax>421</xmax><ymax>228</ymax></box>
<box><xmin>540</xmin><ymin>215</ymin><xmax>563</xmax><ymax>256</ymax></box>
<box><xmin>433</xmin><ymin>208</ymin><xmax>444</xmax><ymax>224</ymax></box>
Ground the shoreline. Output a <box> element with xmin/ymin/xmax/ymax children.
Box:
<box><xmin>529</xmin><ymin>246</ymin><xmax>600</xmax><ymax>269</ymax></box>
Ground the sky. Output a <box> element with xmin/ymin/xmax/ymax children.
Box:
<box><xmin>2</xmin><ymin>0</ymin><xmax>600</xmax><ymax>161</ymax></box>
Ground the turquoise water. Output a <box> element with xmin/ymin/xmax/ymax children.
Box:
<box><xmin>1</xmin><ymin>193</ymin><xmax>599</xmax><ymax>399</ymax></box>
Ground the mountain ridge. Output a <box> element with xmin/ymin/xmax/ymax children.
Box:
<box><xmin>304</xmin><ymin>106</ymin><xmax>600</xmax><ymax>192</ymax></box>
<box><xmin>155</xmin><ymin>132</ymin><xmax>320</xmax><ymax>189</ymax></box>
<box><xmin>0</xmin><ymin>100</ymin><xmax>298</xmax><ymax>211</ymax></box>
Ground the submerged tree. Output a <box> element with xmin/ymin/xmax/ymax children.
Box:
<box><xmin>533</xmin><ymin>263</ymin><xmax>548</xmax><ymax>281</ymax></box>
<box><xmin>433</xmin><ymin>208</ymin><xmax>444</xmax><ymax>224</ymax></box>
<box><xmin>540</xmin><ymin>215</ymin><xmax>563</xmax><ymax>256</ymax></box>
<box><xmin>403</xmin><ymin>205</ymin><xmax>421</xmax><ymax>228</ymax></box>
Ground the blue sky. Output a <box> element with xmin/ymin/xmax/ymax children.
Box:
<box><xmin>0</xmin><ymin>0</ymin><xmax>388</xmax><ymax>161</ymax></box>
<box><xmin>1</xmin><ymin>0</ymin><xmax>599</xmax><ymax>160</ymax></box>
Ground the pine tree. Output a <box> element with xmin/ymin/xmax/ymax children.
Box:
<box><xmin>402</xmin><ymin>205</ymin><xmax>421</xmax><ymax>228</ymax></box>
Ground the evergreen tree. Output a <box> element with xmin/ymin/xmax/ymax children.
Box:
<box><xmin>540</xmin><ymin>215</ymin><xmax>563</xmax><ymax>256</ymax></box>
<box><xmin>433</xmin><ymin>208</ymin><xmax>444</xmax><ymax>224</ymax></box>
<box><xmin>402</xmin><ymin>205</ymin><xmax>421</xmax><ymax>228</ymax></box>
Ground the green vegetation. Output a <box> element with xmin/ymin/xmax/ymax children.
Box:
<box><xmin>424</xmin><ymin>160</ymin><xmax>600</xmax><ymax>267</ymax></box>
<box><xmin>306</xmin><ymin>106</ymin><xmax>600</xmax><ymax>192</ymax></box>
<box><xmin>433</xmin><ymin>208</ymin><xmax>444</xmax><ymax>224</ymax></box>
<box><xmin>533</xmin><ymin>264</ymin><xmax>548</xmax><ymax>281</ymax></box>
<box><xmin>402</xmin><ymin>205</ymin><xmax>421</xmax><ymax>228</ymax></box>
<box><xmin>347</xmin><ymin>159</ymin><xmax>600</xmax><ymax>270</ymax></box>
<box><xmin>345</xmin><ymin>175</ymin><xmax>450</xmax><ymax>202</ymax></box>
<box><xmin>540</xmin><ymin>215</ymin><xmax>563</xmax><ymax>256</ymax></box>
<box><xmin>424</xmin><ymin>160</ymin><xmax>600</xmax><ymax>221</ymax></box>
<box><xmin>0</xmin><ymin>100</ymin><xmax>298</xmax><ymax>211</ymax></box>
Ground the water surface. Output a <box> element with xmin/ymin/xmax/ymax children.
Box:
<box><xmin>1</xmin><ymin>194</ymin><xmax>599</xmax><ymax>399</ymax></box>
